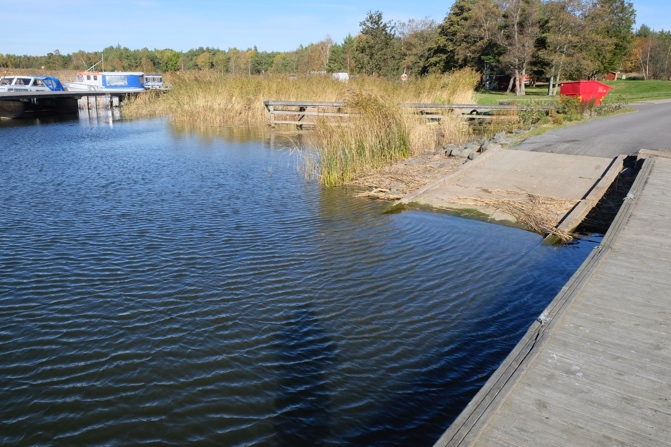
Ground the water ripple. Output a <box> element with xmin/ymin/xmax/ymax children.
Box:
<box><xmin>0</xmin><ymin>119</ymin><xmax>599</xmax><ymax>447</ymax></box>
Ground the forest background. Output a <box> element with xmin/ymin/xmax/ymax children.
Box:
<box><xmin>1</xmin><ymin>0</ymin><xmax>668</xmax><ymax>95</ymax></box>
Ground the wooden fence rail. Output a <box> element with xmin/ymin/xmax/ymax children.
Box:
<box><xmin>263</xmin><ymin>99</ymin><xmax>554</xmax><ymax>128</ymax></box>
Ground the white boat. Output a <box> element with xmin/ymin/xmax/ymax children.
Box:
<box><xmin>144</xmin><ymin>74</ymin><xmax>165</xmax><ymax>89</ymax></box>
<box><xmin>65</xmin><ymin>71</ymin><xmax>146</xmax><ymax>92</ymax></box>
<box><xmin>0</xmin><ymin>75</ymin><xmax>66</xmax><ymax>92</ymax></box>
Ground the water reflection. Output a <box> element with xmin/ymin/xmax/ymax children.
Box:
<box><xmin>78</xmin><ymin>107</ymin><xmax>121</xmax><ymax>127</ymax></box>
<box><xmin>0</xmin><ymin>113</ymin><xmax>78</xmax><ymax>128</ymax></box>
<box><xmin>0</xmin><ymin>117</ymin><xmax>601</xmax><ymax>447</ymax></box>
<box><xmin>274</xmin><ymin>306</ymin><xmax>337</xmax><ymax>446</ymax></box>
<box><xmin>169</xmin><ymin>123</ymin><xmax>270</xmax><ymax>144</ymax></box>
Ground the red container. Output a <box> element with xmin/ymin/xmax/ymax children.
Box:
<box><xmin>559</xmin><ymin>80</ymin><xmax>612</xmax><ymax>106</ymax></box>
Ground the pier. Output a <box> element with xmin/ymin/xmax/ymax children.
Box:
<box><xmin>263</xmin><ymin>100</ymin><xmax>552</xmax><ymax>128</ymax></box>
<box><xmin>434</xmin><ymin>150</ymin><xmax>671</xmax><ymax>446</ymax></box>
<box><xmin>0</xmin><ymin>90</ymin><xmax>145</xmax><ymax>118</ymax></box>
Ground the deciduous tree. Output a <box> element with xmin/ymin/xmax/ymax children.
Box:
<box><xmin>495</xmin><ymin>0</ymin><xmax>542</xmax><ymax>95</ymax></box>
<box><xmin>396</xmin><ymin>17</ymin><xmax>439</xmax><ymax>76</ymax></box>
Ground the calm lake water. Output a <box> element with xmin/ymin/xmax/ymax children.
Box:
<box><xmin>0</xmin><ymin>114</ymin><xmax>601</xmax><ymax>446</ymax></box>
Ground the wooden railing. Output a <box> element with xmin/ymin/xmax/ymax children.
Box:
<box><xmin>263</xmin><ymin>100</ymin><xmax>554</xmax><ymax>128</ymax></box>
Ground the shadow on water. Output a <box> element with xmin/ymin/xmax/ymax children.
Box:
<box><xmin>341</xmin><ymin>235</ymin><xmax>601</xmax><ymax>447</ymax></box>
<box><xmin>274</xmin><ymin>305</ymin><xmax>338</xmax><ymax>447</ymax></box>
<box><xmin>0</xmin><ymin>113</ymin><xmax>78</xmax><ymax>128</ymax></box>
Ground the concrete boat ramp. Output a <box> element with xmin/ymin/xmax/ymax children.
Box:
<box><xmin>400</xmin><ymin>146</ymin><xmax>624</xmax><ymax>237</ymax></box>
<box><xmin>429</xmin><ymin>153</ymin><xmax>671</xmax><ymax>446</ymax></box>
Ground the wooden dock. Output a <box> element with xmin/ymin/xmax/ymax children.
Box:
<box><xmin>434</xmin><ymin>152</ymin><xmax>671</xmax><ymax>446</ymax></box>
<box><xmin>0</xmin><ymin>90</ymin><xmax>147</xmax><ymax>118</ymax></box>
<box><xmin>263</xmin><ymin>100</ymin><xmax>552</xmax><ymax>128</ymax></box>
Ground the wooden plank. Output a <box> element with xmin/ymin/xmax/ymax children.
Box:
<box><xmin>435</xmin><ymin>157</ymin><xmax>671</xmax><ymax>446</ymax></box>
<box><xmin>263</xmin><ymin>99</ymin><xmax>553</xmax><ymax>111</ymax></box>
<box><xmin>556</xmin><ymin>154</ymin><xmax>625</xmax><ymax>234</ymax></box>
<box><xmin>263</xmin><ymin>99</ymin><xmax>554</xmax><ymax>128</ymax></box>
<box><xmin>269</xmin><ymin>110</ymin><xmax>352</xmax><ymax>118</ymax></box>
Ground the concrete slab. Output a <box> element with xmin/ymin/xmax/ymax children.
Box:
<box><xmin>399</xmin><ymin>147</ymin><xmax>620</xmax><ymax>232</ymax></box>
<box><xmin>433</xmin><ymin>155</ymin><xmax>671</xmax><ymax>447</ymax></box>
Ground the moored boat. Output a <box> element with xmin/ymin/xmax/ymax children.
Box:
<box><xmin>0</xmin><ymin>75</ymin><xmax>66</xmax><ymax>92</ymax></box>
<box><xmin>65</xmin><ymin>71</ymin><xmax>145</xmax><ymax>92</ymax></box>
<box><xmin>144</xmin><ymin>74</ymin><xmax>165</xmax><ymax>89</ymax></box>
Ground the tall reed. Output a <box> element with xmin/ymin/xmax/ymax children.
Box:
<box><xmin>121</xmin><ymin>69</ymin><xmax>480</xmax><ymax>128</ymax></box>
<box><xmin>310</xmin><ymin>91</ymin><xmax>410</xmax><ymax>187</ymax></box>
<box><xmin>120</xmin><ymin>69</ymin><xmax>479</xmax><ymax>186</ymax></box>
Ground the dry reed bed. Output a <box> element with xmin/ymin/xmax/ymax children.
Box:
<box><xmin>3</xmin><ymin>69</ymin><xmax>481</xmax><ymax>187</ymax></box>
<box><xmin>122</xmin><ymin>69</ymin><xmax>479</xmax><ymax>126</ymax></box>
<box><xmin>451</xmin><ymin>192</ymin><xmax>576</xmax><ymax>242</ymax></box>
<box><xmin>120</xmin><ymin>69</ymin><xmax>481</xmax><ymax>186</ymax></box>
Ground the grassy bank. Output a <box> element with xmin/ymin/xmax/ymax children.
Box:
<box><xmin>122</xmin><ymin>69</ymin><xmax>479</xmax><ymax>126</ymax></box>
<box><xmin>476</xmin><ymin>79</ymin><xmax>671</xmax><ymax>106</ymax></box>
<box><xmin>121</xmin><ymin>70</ymin><xmax>480</xmax><ymax>185</ymax></box>
<box><xmin>602</xmin><ymin>79</ymin><xmax>671</xmax><ymax>103</ymax></box>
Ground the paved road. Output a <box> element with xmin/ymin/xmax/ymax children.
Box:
<box><xmin>513</xmin><ymin>100</ymin><xmax>671</xmax><ymax>157</ymax></box>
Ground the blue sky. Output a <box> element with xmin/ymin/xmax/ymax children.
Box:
<box><xmin>2</xmin><ymin>0</ymin><xmax>669</xmax><ymax>56</ymax></box>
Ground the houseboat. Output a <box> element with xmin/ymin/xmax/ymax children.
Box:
<box><xmin>65</xmin><ymin>71</ymin><xmax>145</xmax><ymax>92</ymax></box>
<box><xmin>144</xmin><ymin>74</ymin><xmax>165</xmax><ymax>89</ymax></box>
<box><xmin>0</xmin><ymin>75</ymin><xmax>66</xmax><ymax>92</ymax></box>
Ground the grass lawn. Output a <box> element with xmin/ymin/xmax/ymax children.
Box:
<box><xmin>475</xmin><ymin>79</ymin><xmax>671</xmax><ymax>105</ymax></box>
<box><xmin>602</xmin><ymin>79</ymin><xmax>671</xmax><ymax>103</ymax></box>
<box><xmin>475</xmin><ymin>86</ymin><xmax>556</xmax><ymax>105</ymax></box>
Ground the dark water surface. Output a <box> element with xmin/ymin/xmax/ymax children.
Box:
<box><xmin>0</xmin><ymin>116</ymin><xmax>600</xmax><ymax>446</ymax></box>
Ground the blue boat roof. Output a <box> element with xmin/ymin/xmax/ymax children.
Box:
<box><xmin>29</xmin><ymin>75</ymin><xmax>66</xmax><ymax>91</ymax></box>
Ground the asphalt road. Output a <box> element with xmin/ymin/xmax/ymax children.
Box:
<box><xmin>513</xmin><ymin>100</ymin><xmax>671</xmax><ymax>158</ymax></box>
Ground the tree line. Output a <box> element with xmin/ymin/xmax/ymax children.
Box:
<box><xmin>1</xmin><ymin>0</ymin><xmax>655</xmax><ymax>95</ymax></box>
<box><xmin>624</xmin><ymin>25</ymin><xmax>671</xmax><ymax>80</ymax></box>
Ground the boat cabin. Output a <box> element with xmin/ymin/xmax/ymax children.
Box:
<box><xmin>0</xmin><ymin>75</ymin><xmax>66</xmax><ymax>92</ymax></box>
<box><xmin>66</xmin><ymin>71</ymin><xmax>145</xmax><ymax>92</ymax></box>
<box><xmin>144</xmin><ymin>74</ymin><xmax>164</xmax><ymax>89</ymax></box>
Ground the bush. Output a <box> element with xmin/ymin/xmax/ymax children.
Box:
<box><xmin>518</xmin><ymin>105</ymin><xmax>551</xmax><ymax>127</ymax></box>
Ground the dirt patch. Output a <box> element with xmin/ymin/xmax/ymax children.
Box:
<box><xmin>348</xmin><ymin>152</ymin><xmax>466</xmax><ymax>200</ymax></box>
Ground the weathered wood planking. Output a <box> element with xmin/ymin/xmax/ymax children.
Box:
<box><xmin>435</xmin><ymin>155</ymin><xmax>671</xmax><ymax>447</ymax></box>
<box><xmin>556</xmin><ymin>154</ymin><xmax>626</xmax><ymax>234</ymax></box>
<box><xmin>263</xmin><ymin>100</ymin><xmax>551</xmax><ymax>128</ymax></box>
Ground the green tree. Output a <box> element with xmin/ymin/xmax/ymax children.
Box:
<box><xmin>327</xmin><ymin>35</ymin><xmax>357</xmax><ymax>73</ymax></box>
<box><xmin>213</xmin><ymin>50</ymin><xmax>229</xmax><ymax>74</ymax></box>
<box><xmin>196</xmin><ymin>51</ymin><xmax>213</xmax><ymax>70</ymax></box>
<box><xmin>425</xmin><ymin>0</ymin><xmax>502</xmax><ymax>74</ymax></box>
<box><xmin>396</xmin><ymin>17</ymin><xmax>439</xmax><ymax>76</ymax></box>
<box><xmin>353</xmin><ymin>11</ymin><xmax>402</xmax><ymax>77</ymax></box>
<box><xmin>536</xmin><ymin>0</ymin><xmax>586</xmax><ymax>94</ymax></box>
<box><xmin>495</xmin><ymin>0</ymin><xmax>542</xmax><ymax>95</ymax></box>
<box><xmin>583</xmin><ymin>0</ymin><xmax>636</xmax><ymax>75</ymax></box>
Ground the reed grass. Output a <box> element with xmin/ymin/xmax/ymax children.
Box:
<box><xmin>121</xmin><ymin>69</ymin><xmax>479</xmax><ymax>186</ymax></box>
<box><xmin>121</xmin><ymin>69</ymin><xmax>479</xmax><ymax>127</ymax></box>
<box><xmin>307</xmin><ymin>92</ymin><xmax>411</xmax><ymax>187</ymax></box>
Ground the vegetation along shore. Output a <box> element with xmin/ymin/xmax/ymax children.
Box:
<box><xmin>5</xmin><ymin>0</ymin><xmax>671</xmax><ymax>198</ymax></box>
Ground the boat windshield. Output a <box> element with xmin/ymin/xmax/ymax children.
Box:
<box><xmin>43</xmin><ymin>78</ymin><xmax>58</xmax><ymax>90</ymax></box>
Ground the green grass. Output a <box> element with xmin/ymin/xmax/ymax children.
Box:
<box><xmin>602</xmin><ymin>79</ymin><xmax>671</xmax><ymax>103</ymax></box>
<box><xmin>475</xmin><ymin>86</ymin><xmax>560</xmax><ymax>105</ymax></box>
<box><xmin>475</xmin><ymin>80</ymin><xmax>671</xmax><ymax>106</ymax></box>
